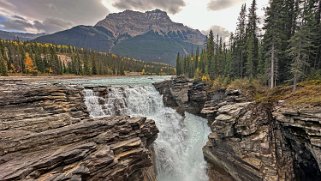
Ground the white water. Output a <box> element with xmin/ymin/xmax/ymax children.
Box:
<box><xmin>82</xmin><ymin>78</ymin><xmax>210</xmax><ymax>181</ymax></box>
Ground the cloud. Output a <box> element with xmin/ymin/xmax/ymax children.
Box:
<box><xmin>202</xmin><ymin>25</ymin><xmax>231</xmax><ymax>40</ymax></box>
<box><xmin>0</xmin><ymin>0</ymin><xmax>109</xmax><ymax>33</ymax></box>
<box><xmin>0</xmin><ymin>14</ymin><xmax>72</xmax><ymax>33</ymax></box>
<box><xmin>34</xmin><ymin>18</ymin><xmax>73</xmax><ymax>33</ymax></box>
<box><xmin>208</xmin><ymin>0</ymin><xmax>245</xmax><ymax>11</ymax></box>
<box><xmin>1</xmin><ymin>16</ymin><xmax>33</xmax><ymax>32</ymax></box>
<box><xmin>112</xmin><ymin>0</ymin><xmax>185</xmax><ymax>14</ymax></box>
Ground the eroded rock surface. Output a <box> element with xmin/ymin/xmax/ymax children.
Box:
<box><xmin>0</xmin><ymin>82</ymin><xmax>158</xmax><ymax>181</ymax></box>
<box><xmin>274</xmin><ymin>107</ymin><xmax>321</xmax><ymax>180</ymax></box>
<box><xmin>153</xmin><ymin>76</ymin><xmax>208</xmax><ymax>115</ymax></box>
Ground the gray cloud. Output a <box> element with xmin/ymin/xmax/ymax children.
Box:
<box><xmin>34</xmin><ymin>18</ymin><xmax>73</xmax><ymax>33</ymax></box>
<box><xmin>0</xmin><ymin>15</ymin><xmax>72</xmax><ymax>33</ymax></box>
<box><xmin>1</xmin><ymin>17</ymin><xmax>33</xmax><ymax>32</ymax></box>
<box><xmin>202</xmin><ymin>25</ymin><xmax>231</xmax><ymax>40</ymax></box>
<box><xmin>112</xmin><ymin>0</ymin><xmax>185</xmax><ymax>14</ymax></box>
<box><xmin>12</xmin><ymin>16</ymin><xmax>27</xmax><ymax>21</ymax></box>
<box><xmin>0</xmin><ymin>0</ymin><xmax>109</xmax><ymax>33</ymax></box>
<box><xmin>208</xmin><ymin>0</ymin><xmax>245</xmax><ymax>11</ymax></box>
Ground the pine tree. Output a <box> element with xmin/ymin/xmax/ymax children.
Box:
<box><xmin>207</xmin><ymin>31</ymin><xmax>215</xmax><ymax>78</ymax></box>
<box><xmin>288</xmin><ymin>0</ymin><xmax>318</xmax><ymax>90</ymax></box>
<box><xmin>245</xmin><ymin>0</ymin><xmax>259</xmax><ymax>78</ymax></box>
<box><xmin>246</xmin><ymin>35</ymin><xmax>255</xmax><ymax>79</ymax></box>
<box><xmin>263</xmin><ymin>0</ymin><xmax>285</xmax><ymax>88</ymax></box>
<box><xmin>176</xmin><ymin>52</ymin><xmax>181</xmax><ymax>75</ymax></box>
<box><xmin>92</xmin><ymin>59</ymin><xmax>97</xmax><ymax>75</ymax></box>
<box><xmin>195</xmin><ymin>47</ymin><xmax>199</xmax><ymax>73</ymax></box>
<box><xmin>0</xmin><ymin>50</ymin><xmax>8</xmax><ymax>76</ymax></box>
<box><xmin>234</xmin><ymin>4</ymin><xmax>247</xmax><ymax>78</ymax></box>
<box><xmin>288</xmin><ymin>26</ymin><xmax>312</xmax><ymax>91</ymax></box>
<box><xmin>83</xmin><ymin>53</ymin><xmax>91</xmax><ymax>75</ymax></box>
<box><xmin>316</xmin><ymin>0</ymin><xmax>321</xmax><ymax>70</ymax></box>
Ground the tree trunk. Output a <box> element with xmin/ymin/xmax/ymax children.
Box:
<box><xmin>270</xmin><ymin>43</ymin><xmax>275</xmax><ymax>89</ymax></box>
<box><xmin>293</xmin><ymin>75</ymin><xmax>297</xmax><ymax>91</ymax></box>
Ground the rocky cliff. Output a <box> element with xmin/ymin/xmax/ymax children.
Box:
<box><xmin>0</xmin><ymin>81</ymin><xmax>158</xmax><ymax>181</ymax></box>
<box><xmin>96</xmin><ymin>9</ymin><xmax>205</xmax><ymax>45</ymax></box>
<box><xmin>154</xmin><ymin>77</ymin><xmax>321</xmax><ymax>181</ymax></box>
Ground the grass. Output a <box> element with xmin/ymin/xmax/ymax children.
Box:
<box><xmin>255</xmin><ymin>80</ymin><xmax>321</xmax><ymax>107</ymax></box>
<box><xmin>207</xmin><ymin>77</ymin><xmax>321</xmax><ymax>108</ymax></box>
<box><xmin>208</xmin><ymin>77</ymin><xmax>267</xmax><ymax>99</ymax></box>
<box><xmin>279</xmin><ymin>80</ymin><xmax>321</xmax><ymax>107</ymax></box>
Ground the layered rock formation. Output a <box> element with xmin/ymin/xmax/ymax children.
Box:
<box><xmin>0</xmin><ymin>82</ymin><xmax>158</xmax><ymax>181</ymax></box>
<box><xmin>154</xmin><ymin>76</ymin><xmax>208</xmax><ymax>115</ymax></box>
<box><xmin>96</xmin><ymin>9</ymin><xmax>205</xmax><ymax>45</ymax></box>
<box><xmin>274</xmin><ymin>107</ymin><xmax>321</xmax><ymax>180</ymax></box>
<box><xmin>201</xmin><ymin>92</ymin><xmax>294</xmax><ymax>181</ymax></box>
<box><xmin>155</xmin><ymin>77</ymin><xmax>321</xmax><ymax>181</ymax></box>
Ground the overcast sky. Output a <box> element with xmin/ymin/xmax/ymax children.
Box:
<box><xmin>0</xmin><ymin>0</ymin><xmax>269</xmax><ymax>34</ymax></box>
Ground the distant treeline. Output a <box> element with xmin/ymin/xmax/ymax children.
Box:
<box><xmin>0</xmin><ymin>40</ymin><xmax>175</xmax><ymax>76</ymax></box>
<box><xmin>177</xmin><ymin>0</ymin><xmax>321</xmax><ymax>90</ymax></box>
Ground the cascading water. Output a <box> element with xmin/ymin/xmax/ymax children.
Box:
<box><xmin>82</xmin><ymin>80</ymin><xmax>210</xmax><ymax>181</ymax></box>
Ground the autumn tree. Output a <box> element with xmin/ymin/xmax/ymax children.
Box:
<box><xmin>24</xmin><ymin>53</ymin><xmax>37</xmax><ymax>75</ymax></box>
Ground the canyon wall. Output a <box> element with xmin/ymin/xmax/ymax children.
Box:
<box><xmin>154</xmin><ymin>77</ymin><xmax>321</xmax><ymax>181</ymax></box>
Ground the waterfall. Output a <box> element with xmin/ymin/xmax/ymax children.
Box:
<box><xmin>83</xmin><ymin>85</ymin><xmax>210</xmax><ymax>181</ymax></box>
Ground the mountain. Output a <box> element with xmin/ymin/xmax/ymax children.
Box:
<box><xmin>0</xmin><ymin>30</ymin><xmax>44</xmax><ymax>41</ymax></box>
<box><xmin>35</xmin><ymin>26</ymin><xmax>114</xmax><ymax>52</ymax></box>
<box><xmin>96</xmin><ymin>9</ymin><xmax>205</xmax><ymax>45</ymax></box>
<box><xmin>35</xmin><ymin>9</ymin><xmax>206</xmax><ymax>65</ymax></box>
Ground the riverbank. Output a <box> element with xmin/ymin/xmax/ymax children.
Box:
<box><xmin>154</xmin><ymin>76</ymin><xmax>321</xmax><ymax>181</ymax></box>
<box><xmin>0</xmin><ymin>75</ymin><xmax>169</xmax><ymax>82</ymax></box>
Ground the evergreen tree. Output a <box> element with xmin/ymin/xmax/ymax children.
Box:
<box><xmin>245</xmin><ymin>0</ymin><xmax>259</xmax><ymax>78</ymax></box>
<box><xmin>83</xmin><ymin>53</ymin><xmax>91</xmax><ymax>75</ymax></box>
<box><xmin>246</xmin><ymin>35</ymin><xmax>255</xmax><ymax>79</ymax></box>
<box><xmin>288</xmin><ymin>26</ymin><xmax>312</xmax><ymax>91</ymax></box>
<box><xmin>234</xmin><ymin>4</ymin><xmax>247</xmax><ymax>78</ymax></box>
<box><xmin>0</xmin><ymin>50</ymin><xmax>8</xmax><ymax>76</ymax></box>
<box><xmin>207</xmin><ymin>31</ymin><xmax>215</xmax><ymax>77</ymax></box>
<box><xmin>176</xmin><ymin>52</ymin><xmax>181</xmax><ymax>75</ymax></box>
<box><xmin>195</xmin><ymin>47</ymin><xmax>199</xmax><ymax>73</ymax></box>
<box><xmin>92</xmin><ymin>59</ymin><xmax>97</xmax><ymax>75</ymax></box>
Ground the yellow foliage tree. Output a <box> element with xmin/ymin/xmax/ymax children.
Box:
<box><xmin>24</xmin><ymin>53</ymin><xmax>37</xmax><ymax>75</ymax></box>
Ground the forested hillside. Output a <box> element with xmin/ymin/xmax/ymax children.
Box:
<box><xmin>0</xmin><ymin>40</ymin><xmax>175</xmax><ymax>76</ymax></box>
<box><xmin>177</xmin><ymin>0</ymin><xmax>321</xmax><ymax>90</ymax></box>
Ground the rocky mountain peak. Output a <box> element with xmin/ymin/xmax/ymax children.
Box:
<box><xmin>145</xmin><ymin>9</ymin><xmax>171</xmax><ymax>21</ymax></box>
<box><xmin>95</xmin><ymin>9</ymin><xmax>205</xmax><ymax>45</ymax></box>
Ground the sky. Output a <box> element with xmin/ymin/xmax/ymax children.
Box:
<box><xmin>0</xmin><ymin>0</ymin><xmax>269</xmax><ymax>35</ymax></box>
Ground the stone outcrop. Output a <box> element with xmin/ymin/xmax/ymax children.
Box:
<box><xmin>0</xmin><ymin>82</ymin><xmax>158</xmax><ymax>181</ymax></box>
<box><xmin>155</xmin><ymin>77</ymin><xmax>321</xmax><ymax>181</ymax></box>
<box><xmin>202</xmin><ymin>94</ymin><xmax>294</xmax><ymax>181</ymax></box>
<box><xmin>153</xmin><ymin>76</ymin><xmax>208</xmax><ymax>115</ymax></box>
<box><xmin>274</xmin><ymin>107</ymin><xmax>321</xmax><ymax>180</ymax></box>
